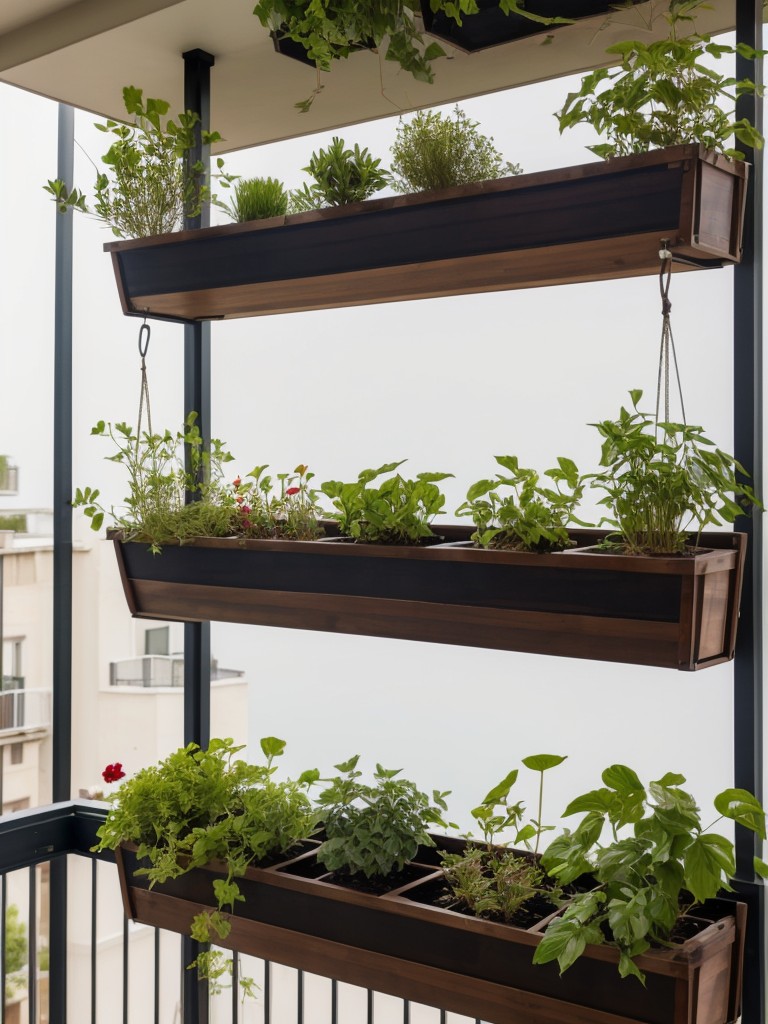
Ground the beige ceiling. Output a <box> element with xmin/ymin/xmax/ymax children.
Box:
<box><xmin>0</xmin><ymin>0</ymin><xmax>738</xmax><ymax>153</ymax></box>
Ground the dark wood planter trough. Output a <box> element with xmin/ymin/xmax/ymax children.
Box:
<box><xmin>116</xmin><ymin>840</ymin><xmax>747</xmax><ymax>1024</ymax></box>
<box><xmin>112</xmin><ymin>527</ymin><xmax>746</xmax><ymax>671</ymax></box>
<box><xmin>105</xmin><ymin>146</ymin><xmax>748</xmax><ymax>324</ymax></box>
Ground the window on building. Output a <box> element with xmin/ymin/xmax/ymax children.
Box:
<box><xmin>144</xmin><ymin>627</ymin><xmax>169</xmax><ymax>656</ymax></box>
<box><xmin>10</xmin><ymin>743</ymin><xmax>23</xmax><ymax>765</ymax></box>
<box><xmin>2</xmin><ymin>638</ymin><xmax>23</xmax><ymax>687</ymax></box>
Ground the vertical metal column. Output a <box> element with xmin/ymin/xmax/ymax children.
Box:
<box><xmin>181</xmin><ymin>48</ymin><xmax>214</xmax><ymax>1024</ymax></box>
<box><xmin>50</xmin><ymin>101</ymin><xmax>75</xmax><ymax>1024</ymax></box>
<box><xmin>733</xmin><ymin>3</ymin><xmax>765</xmax><ymax>1023</ymax></box>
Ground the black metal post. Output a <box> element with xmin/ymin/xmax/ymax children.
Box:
<box><xmin>181</xmin><ymin>48</ymin><xmax>214</xmax><ymax>1024</ymax></box>
<box><xmin>50</xmin><ymin>101</ymin><xmax>75</xmax><ymax>1024</ymax></box>
<box><xmin>733</xmin><ymin>3</ymin><xmax>765</xmax><ymax>1023</ymax></box>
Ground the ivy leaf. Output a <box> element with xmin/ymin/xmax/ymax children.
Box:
<box><xmin>684</xmin><ymin>834</ymin><xmax>735</xmax><ymax>902</ymax></box>
<box><xmin>714</xmin><ymin>788</ymin><xmax>767</xmax><ymax>839</ymax></box>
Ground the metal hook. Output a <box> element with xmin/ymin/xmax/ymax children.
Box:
<box><xmin>659</xmin><ymin>241</ymin><xmax>672</xmax><ymax>317</ymax></box>
<box><xmin>138</xmin><ymin>320</ymin><xmax>151</xmax><ymax>359</ymax></box>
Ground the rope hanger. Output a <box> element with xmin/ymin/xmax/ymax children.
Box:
<box><xmin>136</xmin><ymin>319</ymin><xmax>152</xmax><ymax>441</ymax></box>
<box><xmin>655</xmin><ymin>240</ymin><xmax>686</xmax><ymax>434</ymax></box>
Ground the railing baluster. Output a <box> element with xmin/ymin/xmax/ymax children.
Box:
<box><xmin>231</xmin><ymin>953</ymin><xmax>239</xmax><ymax>1024</ymax></box>
<box><xmin>122</xmin><ymin>915</ymin><xmax>129</xmax><ymax>1024</ymax></box>
<box><xmin>91</xmin><ymin>859</ymin><xmax>97</xmax><ymax>1024</ymax></box>
<box><xmin>154</xmin><ymin>928</ymin><xmax>160</xmax><ymax>1024</ymax></box>
<box><xmin>331</xmin><ymin>979</ymin><xmax>338</xmax><ymax>1024</ymax></box>
<box><xmin>403</xmin><ymin>999</ymin><xmax>410</xmax><ymax>1023</ymax></box>
<box><xmin>367</xmin><ymin>988</ymin><xmax>373</xmax><ymax>1024</ymax></box>
<box><xmin>28</xmin><ymin>867</ymin><xmax>37</xmax><ymax>1024</ymax></box>
<box><xmin>1</xmin><ymin>872</ymin><xmax>6</xmax><ymax>1024</ymax></box>
<box><xmin>264</xmin><ymin>960</ymin><xmax>271</xmax><ymax>1024</ymax></box>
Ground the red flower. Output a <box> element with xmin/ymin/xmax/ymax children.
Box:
<box><xmin>286</xmin><ymin>486</ymin><xmax>301</xmax><ymax>496</ymax></box>
<box><xmin>102</xmin><ymin>762</ymin><xmax>126</xmax><ymax>783</ymax></box>
<box><xmin>235</xmin><ymin>494</ymin><xmax>244</xmax><ymax>504</ymax></box>
<box><xmin>241</xmin><ymin>505</ymin><xmax>251</xmax><ymax>515</ymax></box>
<box><xmin>233</xmin><ymin>476</ymin><xmax>241</xmax><ymax>487</ymax></box>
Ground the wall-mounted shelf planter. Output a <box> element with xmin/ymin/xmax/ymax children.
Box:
<box><xmin>117</xmin><ymin>840</ymin><xmax>746</xmax><ymax>1024</ymax></box>
<box><xmin>105</xmin><ymin>146</ymin><xmax>748</xmax><ymax>324</ymax></box>
<box><xmin>420</xmin><ymin>0</ymin><xmax>644</xmax><ymax>54</ymax></box>
<box><xmin>111</xmin><ymin>528</ymin><xmax>746</xmax><ymax>671</ymax></box>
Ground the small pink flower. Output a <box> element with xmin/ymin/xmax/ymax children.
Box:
<box><xmin>235</xmin><ymin>494</ymin><xmax>244</xmax><ymax>504</ymax></box>
<box><xmin>233</xmin><ymin>476</ymin><xmax>241</xmax><ymax>487</ymax></box>
<box><xmin>286</xmin><ymin>486</ymin><xmax>301</xmax><ymax>496</ymax></box>
<box><xmin>241</xmin><ymin>505</ymin><xmax>251</xmax><ymax>515</ymax></box>
<box><xmin>102</xmin><ymin>763</ymin><xmax>126</xmax><ymax>784</ymax></box>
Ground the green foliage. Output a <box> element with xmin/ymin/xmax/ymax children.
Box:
<box><xmin>589</xmin><ymin>390</ymin><xmax>760</xmax><ymax>554</ymax></box>
<box><xmin>442</xmin><ymin>754</ymin><xmax>565</xmax><ymax>922</ymax></box>
<box><xmin>315</xmin><ymin>756</ymin><xmax>451</xmax><ymax>879</ymax></box>
<box><xmin>443</xmin><ymin>847</ymin><xmax>552</xmax><ymax>923</ymax></box>
<box><xmin>44</xmin><ymin>86</ymin><xmax>234</xmax><ymax>238</ymax></box>
<box><xmin>72</xmin><ymin>413</ymin><xmax>239</xmax><ymax>553</ymax></box>
<box><xmin>225</xmin><ymin>176</ymin><xmax>288</xmax><ymax>222</ymax></box>
<box><xmin>556</xmin><ymin>2</ymin><xmax>764</xmax><ymax>158</ymax></box>
<box><xmin>290</xmin><ymin>138</ymin><xmax>390</xmax><ymax>211</ymax></box>
<box><xmin>0</xmin><ymin>514</ymin><xmax>26</xmax><ymax>533</ymax></box>
<box><xmin>536</xmin><ymin>767</ymin><xmax>768</xmax><ymax>981</ymax></box>
<box><xmin>390</xmin><ymin>106</ymin><xmax>522</xmax><ymax>193</ymax></box>
<box><xmin>321</xmin><ymin>461</ymin><xmax>453</xmax><ymax>544</ymax></box>
<box><xmin>4</xmin><ymin>904</ymin><xmax>27</xmax><ymax>999</ymax></box>
<box><xmin>457</xmin><ymin>455</ymin><xmax>588</xmax><ymax>552</ymax></box>
<box><xmin>95</xmin><ymin>736</ymin><xmax>318</xmax><ymax>996</ymax></box>
<box><xmin>231</xmin><ymin>463</ymin><xmax>323</xmax><ymax>540</ymax></box>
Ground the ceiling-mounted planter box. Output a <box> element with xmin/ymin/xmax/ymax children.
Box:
<box><xmin>111</xmin><ymin>528</ymin><xmax>746</xmax><ymax>671</ymax></box>
<box><xmin>420</xmin><ymin>0</ymin><xmax>644</xmax><ymax>53</ymax></box>
<box><xmin>105</xmin><ymin>145</ymin><xmax>748</xmax><ymax>324</ymax></box>
<box><xmin>117</xmin><ymin>841</ymin><xmax>747</xmax><ymax>1024</ymax></box>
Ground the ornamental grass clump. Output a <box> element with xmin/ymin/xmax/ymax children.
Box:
<box><xmin>321</xmin><ymin>460</ymin><xmax>453</xmax><ymax>544</ymax></box>
<box><xmin>390</xmin><ymin>106</ymin><xmax>522</xmax><ymax>194</ymax></box>
<box><xmin>225</xmin><ymin>176</ymin><xmax>289</xmax><ymax>222</ymax></box>
<box><xmin>457</xmin><ymin>455</ymin><xmax>589</xmax><ymax>552</ymax></box>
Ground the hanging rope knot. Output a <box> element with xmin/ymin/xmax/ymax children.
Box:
<box><xmin>662</xmin><ymin>296</ymin><xmax>672</xmax><ymax>317</ymax></box>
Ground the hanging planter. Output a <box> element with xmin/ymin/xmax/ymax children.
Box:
<box><xmin>419</xmin><ymin>0</ymin><xmax>644</xmax><ymax>54</ymax></box>
<box><xmin>111</xmin><ymin>526</ymin><xmax>746</xmax><ymax>671</ymax></box>
<box><xmin>105</xmin><ymin>145</ymin><xmax>747</xmax><ymax>324</ymax></box>
<box><xmin>116</xmin><ymin>840</ymin><xmax>746</xmax><ymax>1024</ymax></box>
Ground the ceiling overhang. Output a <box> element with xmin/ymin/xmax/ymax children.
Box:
<box><xmin>0</xmin><ymin>0</ymin><xmax>738</xmax><ymax>152</ymax></box>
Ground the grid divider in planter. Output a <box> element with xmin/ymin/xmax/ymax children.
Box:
<box><xmin>116</xmin><ymin>840</ymin><xmax>747</xmax><ymax>1024</ymax></box>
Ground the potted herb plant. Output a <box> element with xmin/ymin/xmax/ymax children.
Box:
<box><xmin>290</xmin><ymin>137</ymin><xmax>390</xmax><ymax>211</ymax></box>
<box><xmin>45</xmin><ymin>86</ymin><xmax>233</xmax><ymax>239</ymax></box>
<box><xmin>109</xmin><ymin>741</ymin><xmax>762</xmax><ymax>1024</ymax></box>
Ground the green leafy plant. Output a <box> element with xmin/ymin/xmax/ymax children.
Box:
<box><xmin>231</xmin><ymin>463</ymin><xmax>322</xmax><ymax>540</ymax></box>
<box><xmin>72</xmin><ymin>413</ymin><xmax>238</xmax><ymax>553</ymax></box>
<box><xmin>254</xmin><ymin>1</ymin><xmax>569</xmax><ymax>111</ymax></box>
<box><xmin>556</xmin><ymin>1</ymin><xmax>764</xmax><ymax>159</ymax></box>
<box><xmin>290</xmin><ymin>137</ymin><xmax>390</xmax><ymax>211</ymax></box>
<box><xmin>225</xmin><ymin>176</ymin><xmax>288</xmax><ymax>221</ymax></box>
<box><xmin>4</xmin><ymin>905</ymin><xmax>27</xmax><ymax>999</ymax></box>
<box><xmin>321</xmin><ymin>460</ymin><xmax>453</xmax><ymax>544</ymax></box>
<box><xmin>589</xmin><ymin>390</ymin><xmax>759</xmax><ymax>554</ymax></box>
<box><xmin>456</xmin><ymin>455</ymin><xmax>588</xmax><ymax>552</ymax></box>
<box><xmin>442</xmin><ymin>755</ymin><xmax>566</xmax><ymax>923</ymax></box>
<box><xmin>94</xmin><ymin>736</ymin><xmax>319</xmax><ymax>995</ymax></box>
<box><xmin>315</xmin><ymin>755</ymin><xmax>451</xmax><ymax>880</ymax></box>
<box><xmin>390</xmin><ymin>106</ymin><xmax>522</xmax><ymax>193</ymax></box>
<box><xmin>536</xmin><ymin>765</ymin><xmax>768</xmax><ymax>981</ymax></box>
<box><xmin>45</xmin><ymin>86</ymin><xmax>234</xmax><ymax>238</ymax></box>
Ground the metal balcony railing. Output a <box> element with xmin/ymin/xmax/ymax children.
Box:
<box><xmin>0</xmin><ymin>803</ymin><xmax>484</xmax><ymax>1024</ymax></box>
<box><xmin>1</xmin><ymin>678</ymin><xmax>24</xmax><ymax>692</ymax></box>
<box><xmin>109</xmin><ymin>657</ymin><xmax>244</xmax><ymax>688</ymax></box>
<box><xmin>0</xmin><ymin>691</ymin><xmax>49</xmax><ymax>734</ymax></box>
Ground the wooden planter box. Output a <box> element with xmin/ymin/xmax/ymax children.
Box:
<box><xmin>112</xmin><ymin>528</ymin><xmax>746</xmax><ymax>671</ymax></box>
<box><xmin>116</xmin><ymin>841</ymin><xmax>746</xmax><ymax>1024</ymax></box>
<box><xmin>105</xmin><ymin>146</ymin><xmax>748</xmax><ymax>324</ymax></box>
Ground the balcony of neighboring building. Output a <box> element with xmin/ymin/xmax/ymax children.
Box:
<box><xmin>0</xmin><ymin>689</ymin><xmax>50</xmax><ymax>737</ymax></box>
<box><xmin>0</xmin><ymin>457</ymin><xmax>19</xmax><ymax>497</ymax></box>
<box><xmin>109</xmin><ymin>655</ymin><xmax>245</xmax><ymax>689</ymax></box>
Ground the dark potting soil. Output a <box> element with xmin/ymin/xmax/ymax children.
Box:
<box><xmin>323</xmin><ymin>862</ymin><xmax>431</xmax><ymax>895</ymax></box>
<box><xmin>402</xmin><ymin>876</ymin><xmax>560</xmax><ymax>929</ymax></box>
